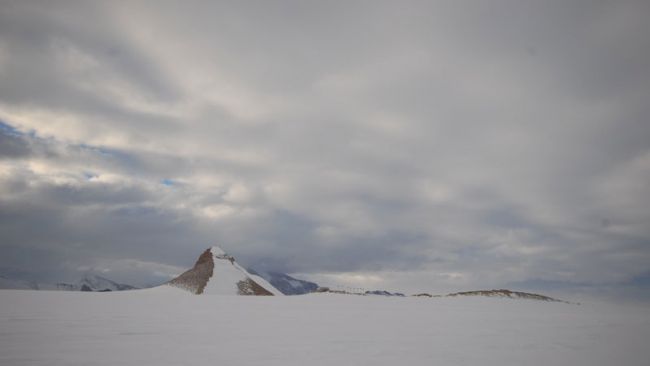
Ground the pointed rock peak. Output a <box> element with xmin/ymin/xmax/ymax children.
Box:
<box><xmin>167</xmin><ymin>249</ymin><xmax>214</xmax><ymax>294</ymax></box>
<box><xmin>195</xmin><ymin>248</ymin><xmax>214</xmax><ymax>265</ymax></box>
<box><xmin>166</xmin><ymin>246</ymin><xmax>283</xmax><ymax>296</ymax></box>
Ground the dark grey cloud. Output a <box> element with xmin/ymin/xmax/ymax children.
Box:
<box><xmin>0</xmin><ymin>1</ymin><xmax>649</xmax><ymax>299</ymax></box>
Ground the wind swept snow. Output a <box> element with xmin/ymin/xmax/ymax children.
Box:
<box><xmin>1</xmin><ymin>290</ymin><xmax>649</xmax><ymax>366</ymax></box>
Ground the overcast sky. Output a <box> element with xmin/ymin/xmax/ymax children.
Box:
<box><xmin>1</xmin><ymin>0</ymin><xmax>649</xmax><ymax>300</ymax></box>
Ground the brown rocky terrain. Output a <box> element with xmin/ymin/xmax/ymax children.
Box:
<box><xmin>237</xmin><ymin>278</ymin><xmax>274</xmax><ymax>296</ymax></box>
<box><xmin>167</xmin><ymin>249</ymin><xmax>214</xmax><ymax>294</ymax></box>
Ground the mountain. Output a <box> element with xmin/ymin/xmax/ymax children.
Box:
<box><xmin>365</xmin><ymin>290</ymin><xmax>406</xmax><ymax>297</ymax></box>
<box><xmin>248</xmin><ymin>270</ymin><xmax>318</xmax><ymax>295</ymax></box>
<box><xmin>165</xmin><ymin>246</ymin><xmax>283</xmax><ymax>295</ymax></box>
<box><xmin>445</xmin><ymin>289</ymin><xmax>567</xmax><ymax>302</ymax></box>
<box><xmin>56</xmin><ymin>275</ymin><xmax>138</xmax><ymax>292</ymax></box>
<box><xmin>0</xmin><ymin>274</ymin><xmax>137</xmax><ymax>292</ymax></box>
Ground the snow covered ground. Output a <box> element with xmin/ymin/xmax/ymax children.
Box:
<box><xmin>1</xmin><ymin>289</ymin><xmax>649</xmax><ymax>366</ymax></box>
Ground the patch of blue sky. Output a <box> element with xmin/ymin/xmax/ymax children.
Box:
<box><xmin>0</xmin><ymin>120</ymin><xmax>23</xmax><ymax>136</ymax></box>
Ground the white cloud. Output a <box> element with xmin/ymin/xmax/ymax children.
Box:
<box><xmin>0</xmin><ymin>0</ymin><xmax>649</xmax><ymax>300</ymax></box>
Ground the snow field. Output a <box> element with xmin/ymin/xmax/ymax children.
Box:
<box><xmin>1</xmin><ymin>290</ymin><xmax>648</xmax><ymax>366</ymax></box>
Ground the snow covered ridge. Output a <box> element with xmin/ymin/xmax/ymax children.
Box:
<box><xmin>166</xmin><ymin>246</ymin><xmax>283</xmax><ymax>296</ymax></box>
<box><xmin>317</xmin><ymin>287</ymin><xmax>569</xmax><ymax>302</ymax></box>
<box><xmin>446</xmin><ymin>289</ymin><xmax>568</xmax><ymax>302</ymax></box>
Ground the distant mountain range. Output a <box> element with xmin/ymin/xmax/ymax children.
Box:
<box><xmin>445</xmin><ymin>289</ymin><xmax>568</xmax><ymax>302</ymax></box>
<box><xmin>0</xmin><ymin>262</ymin><xmax>319</xmax><ymax>295</ymax></box>
<box><xmin>1</xmin><ymin>248</ymin><xmax>567</xmax><ymax>302</ymax></box>
<box><xmin>58</xmin><ymin>275</ymin><xmax>138</xmax><ymax>292</ymax></box>
<box><xmin>248</xmin><ymin>270</ymin><xmax>318</xmax><ymax>295</ymax></box>
<box><xmin>0</xmin><ymin>274</ymin><xmax>137</xmax><ymax>292</ymax></box>
<box><xmin>365</xmin><ymin>290</ymin><xmax>406</xmax><ymax>297</ymax></box>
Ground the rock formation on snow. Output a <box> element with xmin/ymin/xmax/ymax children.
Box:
<box><xmin>445</xmin><ymin>289</ymin><xmax>567</xmax><ymax>302</ymax></box>
<box><xmin>166</xmin><ymin>246</ymin><xmax>282</xmax><ymax>296</ymax></box>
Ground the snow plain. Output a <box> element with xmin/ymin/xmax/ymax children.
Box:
<box><xmin>1</xmin><ymin>289</ymin><xmax>649</xmax><ymax>366</ymax></box>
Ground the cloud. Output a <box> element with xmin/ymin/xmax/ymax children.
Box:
<box><xmin>0</xmin><ymin>1</ymin><xmax>649</xmax><ymax>299</ymax></box>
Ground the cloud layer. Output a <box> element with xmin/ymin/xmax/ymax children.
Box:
<box><xmin>1</xmin><ymin>1</ymin><xmax>649</xmax><ymax>298</ymax></box>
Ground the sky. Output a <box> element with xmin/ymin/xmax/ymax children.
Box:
<box><xmin>0</xmin><ymin>0</ymin><xmax>649</xmax><ymax>300</ymax></box>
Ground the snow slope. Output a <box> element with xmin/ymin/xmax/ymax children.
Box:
<box><xmin>166</xmin><ymin>246</ymin><xmax>282</xmax><ymax>295</ymax></box>
<box><xmin>1</xmin><ymin>290</ymin><xmax>648</xmax><ymax>366</ymax></box>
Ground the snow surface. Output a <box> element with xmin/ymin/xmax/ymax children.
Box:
<box><xmin>209</xmin><ymin>245</ymin><xmax>226</xmax><ymax>256</ymax></box>
<box><xmin>201</xmin><ymin>255</ymin><xmax>251</xmax><ymax>295</ymax></box>
<box><xmin>1</xmin><ymin>289</ymin><xmax>649</xmax><ymax>366</ymax></box>
<box><xmin>200</xmin><ymin>258</ymin><xmax>282</xmax><ymax>295</ymax></box>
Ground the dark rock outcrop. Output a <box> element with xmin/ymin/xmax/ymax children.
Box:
<box><xmin>237</xmin><ymin>278</ymin><xmax>274</xmax><ymax>296</ymax></box>
<box><xmin>167</xmin><ymin>249</ymin><xmax>214</xmax><ymax>294</ymax></box>
<box><xmin>446</xmin><ymin>289</ymin><xmax>566</xmax><ymax>302</ymax></box>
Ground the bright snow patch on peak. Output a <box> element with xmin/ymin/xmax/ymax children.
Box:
<box><xmin>209</xmin><ymin>246</ymin><xmax>226</xmax><ymax>256</ymax></box>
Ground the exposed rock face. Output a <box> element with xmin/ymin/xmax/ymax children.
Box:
<box><xmin>237</xmin><ymin>278</ymin><xmax>274</xmax><ymax>296</ymax></box>
<box><xmin>168</xmin><ymin>249</ymin><xmax>214</xmax><ymax>294</ymax></box>
<box><xmin>365</xmin><ymin>290</ymin><xmax>405</xmax><ymax>297</ymax></box>
<box><xmin>412</xmin><ymin>293</ymin><xmax>434</xmax><ymax>297</ymax></box>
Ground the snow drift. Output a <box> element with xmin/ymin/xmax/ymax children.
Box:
<box><xmin>2</xmin><ymin>290</ymin><xmax>649</xmax><ymax>366</ymax></box>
